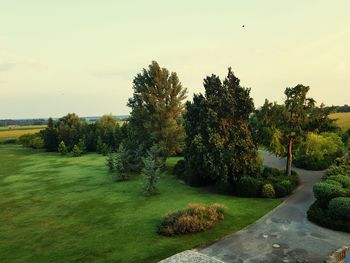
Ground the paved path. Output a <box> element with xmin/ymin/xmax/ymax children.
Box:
<box><xmin>199</xmin><ymin>152</ymin><xmax>350</xmax><ymax>262</ymax></box>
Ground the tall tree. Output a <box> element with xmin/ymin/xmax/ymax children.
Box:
<box><xmin>40</xmin><ymin>117</ymin><xmax>58</xmax><ymax>151</ymax></box>
<box><xmin>284</xmin><ymin>85</ymin><xmax>315</xmax><ymax>175</ymax></box>
<box><xmin>127</xmin><ymin>61</ymin><xmax>187</xmax><ymax>160</ymax></box>
<box><xmin>184</xmin><ymin>68</ymin><xmax>259</xmax><ymax>186</ymax></box>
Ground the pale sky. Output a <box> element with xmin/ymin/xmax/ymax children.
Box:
<box><xmin>0</xmin><ymin>0</ymin><xmax>349</xmax><ymax>119</ymax></box>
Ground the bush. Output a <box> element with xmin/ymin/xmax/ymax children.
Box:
<box><xmin>261</xmin><ymin>184</ymin><xmax>275</xmax><ymax>198</ymax></box>
<box><xmin>313</xmin><ymin>182</ymin><xmax>346</xmax><ymax>207</ymax></box>
<box><xmin>274</xmin><ymin>180</ymin><xmax>293</xmax><ymax>198</ymax></box>
<box><xmin>328</xmin><ymin>197</ymin><xmax>350</xmax><ymax>220</ymax></box>
<box><xmin>307</xmin><ymin>201</ymin><xmax>350</xmax><ymax>232</ymax></box>
<box><xmin>327</xmin><ymin>175</ymin><xmax>350</xmax><ymax>188</ymax></box>
<box><xmin>295</xmin><ymin>132</ymin><xmax>344</xmax><ymax>170</ymax></box>
<box><xmin>1</xmin><ymin>138</ymin><xmax>17</xmax><ymax>144</ymax></box>
<box><xmin>262</xmin><ymin>167</ymin><xmax>281</xmax><ymax>178</ymax></box>
<box><xmin>142</xmin><ymin>149</ymin><xmax>162</xmax><ymax>195</ymax></box>
<box><xmin>235</xmin><ymin>177</ymin><xmax>263</xmax><ymax>197</ymax></box>
<box><xmin>58</xmin><ymin>141</ymin><xmax>68</xmax><ymax>155</ymax></box>
<box><xmin>173</xmin><ymin>160</ymin><xmax>186</xmax><ymax>179</ymax></box>
<box><xmin>19</xmin><ymin>133</ymin><xmax>44</xmax><ymax>149</ymax></box>
<box><xmin>158</xmin><ymin>203</ymin><xmax>225</xmax><ymax>236</ymax></box>
<box><xmin>106</xmin><ymin>153</ymin><xmax>115</xmax><ymax>172</ymax></box>
<box><xmin>72</xmin><ymin>145</ymin><xmax>82</xmax><ymax>157</ymax></box>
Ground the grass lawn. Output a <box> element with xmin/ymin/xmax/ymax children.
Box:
<box><xmin>330</xmin><ymin>112</ymin><xmax>350</xmax><ymax>131</ymax></box>
<box><xmin>0</xmin><ymin>145</ymin><xmax>281</xmax><ymax>263</ymax></box>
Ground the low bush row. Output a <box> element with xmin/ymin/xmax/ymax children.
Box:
<box><xmin>307</xmin><ymin>154</ymin><xmax>350</xmax><ymax>232</ymax></box>
<box><xmin>173</xmin><ymin>161</ymin><xmax>299</xmax><ymax>199</ymax></box>
<box><xmin>158</xmin><ymin>203</ymin><xmax>225</xmax><ymax>236</ymax></box>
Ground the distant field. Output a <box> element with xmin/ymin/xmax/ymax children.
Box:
<box><xmin>330</xmin><ymin>112</ymin><xmax>350</xmax><ymax>131</ymax></box>
<box><xmin>0</xmin><ymin>125</ymin><xmax>45</xmax><ymax>139</ymax></box>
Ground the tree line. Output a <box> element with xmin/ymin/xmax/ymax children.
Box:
<box><xmin>29</xmin><ymin>61</ymin><xmax>348</xmax><ymax>193</ymax></box>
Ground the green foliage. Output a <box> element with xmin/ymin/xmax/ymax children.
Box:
<box><xmin>236</xmin><ymin>177</ymin><xmax>263</xmax><ymax>197</ymax></box>
<box><xmin>142</xmin><ymin>147</ymin><xmax>162</xmax><ymax>195</ymax></box>
<box><xmin>274</xmin><ymin>180</ymin><xmax>293</xmax><ymax>198</ymax></box>
<box><xmin>106</xmin><ymin>152</ymin><xmax>115</xmax><ymax>172</ymax></box>
<box><xmin>295</xmin><ymin>132</ymin><xmax>344</xmax><ymax>170</ymax></box>
<box><xmin>313</xmin><ymin>182</ymin><xmax>346</xmax><ymax>207</ymax></box>
<box><xmin>328</xmin><ymin>197</ymin><xmax>350</xmax><ymax>220</ymax></box>
<box><xmin>184</xmin><ymin>69</ymin><xmax>259</xmax><ymax>186</ymax></box>
<box><xmin>325</xmin><ymin>154</ymin><xmax>350</xmax><ymax>176</ymax></box>
<box><xmin>158</xmin><ymin>204</ymin><xmax>225</xmax><ymax>236</ymax></box>
<box><xmin>127</xmin><ymin>61</ymin><xmax>187</xmax><ymax>161</ymax></box>
<box><xmin>19</xmin><ymin>133</ymin><xmax>44</xmax><ymax>149</ymax></box>
<box><xmin>307</xmin><ymin>201</ymin><xmax>350</xmax><ymax>232</ymax></box>
<box><xmin>327</xmin><ymin>175</ymin><xmax>350</xmax><ymax>188</ymax></box>
<box><xmin>58</xmin><ymin>141</ymin><xmax>68</xmax><ymax>155</ymax></box>
<box><xmin>72</xmin><ymin>145</ymin><xmax>83</xmax><ymax>157</ymax></box>
<box><xmin>173</xmin><ymin>159</ymin><xmax>187</xmax><ymax>180</ymax></box>
<box><xmin>261</xmin><ymin>184</ymin><xmax>275</xmax><ymax>198</ymax></box>
<box><xmin>114</xmin><ymin>144</ymin><xmax>130</xmax><ymax>181</ymax></box>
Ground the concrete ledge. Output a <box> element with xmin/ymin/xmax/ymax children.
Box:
<box><xmin>159</xmin><ymin>250</ymin><xmax>224</xmax><ymax>263</ymax></box>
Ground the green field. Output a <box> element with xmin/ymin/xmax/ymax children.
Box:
<box><xmin>330</xmin><ymin>112</ymin><xmax>350</xmax><ymax>131</ymax></box>
<box><xmin>0</xmin><ymin>145</ymin><xmax>280</xmax><ymax>263</ymax></box>
<box><xmin>0</xmin><ymin>125</ymin><xmax>46</xmax><ymax>140</ymax></box>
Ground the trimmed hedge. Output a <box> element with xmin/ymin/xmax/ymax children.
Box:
<box><xmin>236</xmin><ymin>177</ymin><xmax>263</xmax><ymax>197</ymax></box>
<box><xmin>307</xmin><ymin>201</ymin><xmax>350</xmax><ymax>232</ymax></box>
<box><xmin>313</xmin><ymin>182</ymin><xmax>346</xmax><ymax>207</ymax></box>
<box><xmin>327</xmin><ymin>175</ymin><xmax>350</xmax><ymax>188</ymax></box>
<box><xmin>328</xmin><ymin>197</ymin><xmax>350</xmax><ymax>220</ymax></box>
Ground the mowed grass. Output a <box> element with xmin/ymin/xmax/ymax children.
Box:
<box><xmin>0</xmin><ymin>145</ymin><xmax>281</xmax><ymax>263</ymax></box>
<box><xmin>330</xmin><ymin>112</ymin><xmax>350</xmax><ymax>131</ymax></box>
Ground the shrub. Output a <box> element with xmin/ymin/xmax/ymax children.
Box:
<box><xmin>328</xmin><ymin>197</ymin><xmax>350</xmax><ymax>220</ymax></box>
<box><xmin>261</xmin><ymin>184</ymin><xmax>275</xmax><ymax>198</ymax></box>
<box><xmin>112</xmin><ymin>144</ymin><xmax>131</xmax><ymax>181</ymax></box>
<box><xmin>173</xmin><ymin>160</ymin><xmax>186</xmax><ymax>179</ymax></box>
<box><xmin>274</xmin><ymin>180</ymin><xmax>293</xmax><ymax>198</ymax></box>
<box><xmin>72</xmin><ymin>145</ymin><xmax>82</xmax><ymax>157</ymax></box>
<box><xmin>262</xmin><ymin>167</ymin><xmax>281</xmax><ymax>178</ymax></box>
<box><xmin>19</xmin><ymin>133</ymin><xmax>44</xmax><ymax>149</ymax></box>
<box><xmin>158</xmin><ymin>203</ymin><xmax>225</xmax><ymax>236</ymax></box>
<box><xmin>307</xmin><ymin>201</ymin><xmax>350</xmax><ymax>232</ymax></box>
<box><xmin>235</xmin><ymin>176</ymin><xmax>263</xmax><ymax>197</ymax></box>
<box><xmin>326</xmin><ymin>165</ymin><xmax>350</xmax><ymax>177</ymax></box>
<box><xmin>295</xmin><ymin>132</ymin><xmax>344</xmax><ymax>170</ymax></box>
<box><xmin>58</xmin><ymin>141</ymin><xmax>68</xmax><ymax>155</ymax></box>
<box><xmin>142</xmin><ymin>149</ymin><xmax>162</xmax><ymax>195</ymax></box>
<box><xmin>106</xmin><ymin>153</ymin><xmax>115</xmax><ymax>172</ymax></box>
<box><xmin>1</xmin><ymin>138</ymin><xmax>17</xmax><ymax>144</ymax></box>
<box><xmin>327</xmin><ymin>175</ymin><xmax>350</xmax><ymax>188</ymax></box>
<box><xmin>313</xmin><ymin>182</ymin><xmax>346</xmax><ymax>207</ymax></box>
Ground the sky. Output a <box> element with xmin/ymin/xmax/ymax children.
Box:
<box><xmin>0</xmin><ymin>0</ymin><xmax>349</xmax><ymax>119</ymax></box>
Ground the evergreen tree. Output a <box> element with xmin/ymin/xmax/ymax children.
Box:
<box><xmin>142</xmin><ymin>146</ymin><xmax>162</xmax><ymax>195</ymax></box>
<box><xmin>114</xmin><ymin>144</ymin><xmax>130</xmax><ymax>181</ymax></box>
<box><xmin>58</xmin><ymin>141</ymin><xmax>68</xmax><ymax>155</ymax></box>
<box><xmin>126</xmin><ymin>61</ymin><xmax>187</xmax><ymax>164</ymax></box>
<box><xmin>184</xmin><ymin>68</ymin><xmax>259</xmax><ymax>186</ymax></box>
<box><xmin>106</xmin><ymin>152</ymin><xmax>116</xmax><ymax>172</ymax></box>
<box><xmin>72</xmin><ymin>145</ymin><xmax>82</xmax><ymax>157</ymax></box>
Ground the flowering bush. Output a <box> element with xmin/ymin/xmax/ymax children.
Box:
<box><xmin>158</xmin><ymin>203</ymin><xmax>225</xmax><ymax>236</ymax></box>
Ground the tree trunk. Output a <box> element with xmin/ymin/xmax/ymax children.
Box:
<box><xmin>286</xmin><ymin>138</ymin><xmax>293</xmax><ymax>176</ymax></box>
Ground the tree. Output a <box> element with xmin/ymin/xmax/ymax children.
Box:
<box><xmin>184</xmin><ymin>68</ymin><xmax>260</xmax><ymax>186</ymax></box>
<box><xmin>284</xmin><ymin>85</ymin><xmax>315</xmax><ymax>176</ymax></box>
<box><xmin>127</xmin><ymin>61</ymin><xmax>187</xmax><ymax>162</ymax></box>
<box><xmin>56</xmin><ymin>113</ymin><xmax>84</xmax><ymax>151</ymax></box>
<box><xmin>114</xmin><ymin>144</ymin><xmax>130</xmax><ymax>181</ymax></box>
<box><xmin>72</xmin><ymin>145</ymin><xmax>82</xmax><ymax>157</ymax></box>
<box><xmin>58</xmin><ymin>141</ymin><xmax>68</xmax><ymax>155</ymax></box>
<box><xmin>41</xmin><ymin>118</ymin><xmax>58</xmax><ymax>151</ymax></box>
<box><xmin>142</xmin><ymin>146</ymin><xmax>162</xmax><ymax>195</ymax></box>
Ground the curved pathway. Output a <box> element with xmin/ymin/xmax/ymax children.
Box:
<box><xmin>199</xmin><ymin>152</ymin><xmax>350</xmax><ymax>263</ymax></box>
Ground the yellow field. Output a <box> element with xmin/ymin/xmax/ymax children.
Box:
<box><xmin>330</xmin><ymin>112</ymin><xmax>350</xmax><ymax>131</ymax></box>
<box><xmin>0</xmin><ymin>126</ymin><xmax>45</xmax><ymax>139</ymax></box>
